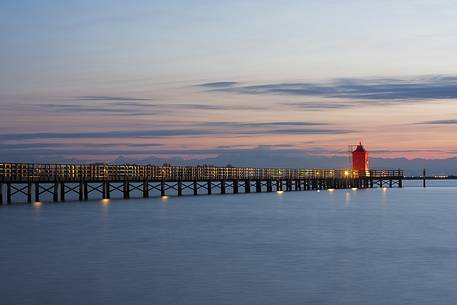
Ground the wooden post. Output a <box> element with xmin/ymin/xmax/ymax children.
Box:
<box><xmin>60</xmin><ymin>182</ymin><xmax>65</xmax><ymax>202</ymax></box>
<box><xmin>245</xmin><ymin>180</ymin><xmax>251</xmax><ymax>193</ymax></box>
<box><xmin>7</xmin><ymin>183</ymin><xmax>11</xmax><ymax>205</ymax></box>
<box><xmin>161</xmin><ymin>180</ymin><xmax>165</xmax><ymax>197</ymax></box>
<box><xmin>193</xmin><ymin>180</ymin><xmax>198</xmax><ymax>195</ymax></box>
<box><xmin>233</xmin><ymin>180</ymin><xmax>238</xmax><ymax>194</ymax></box>
<box><xmin>423</xmin><ymin>168</ymin><xmax>426</xmax><ymax>188</ymax></box>
<box><xmin>106</xmin><ymin>182</ymin><xmax>111</xmax><ymax>199</ymax></box>
<box><xmin>267</xmin><ymin>180</ymin><xmax>272</xmax><ymax>192</ymax></box>
<box><xmin>221</xmin><ymin>180</ymin><xmax>226</xmax><ymax>194</ymax></box>
<box><xmin>79</xmin><ymin>181</ymin><xmax>84</xmax><ymax>201</ymax></box>
<box><xmin>83</xmin><ymin>182</ymin><xmax>88</xmax><ymax>201</ymax></box>
<box><xmin>389</xmin><ymin>179</ymin><xmax>393</xmax><ymax>188</ymax></box>
<box><xmin>53</xmin><ymin>182</ymin><xmax>58</xmax><ymax>202</ymax></box>
<box><xmin>123</xmin><ymin>181</ymin><xmax>130</xmax><ymax>199</ymax></box>
<box><xmin>102</xmin><ymin>182</ymin><xmax>107</xmax><ymax>199</ymax></box>
<box><xmin>399</xmin><ymin>178</ymin><xmax>402</xmax><ymax>188</ymax></box>
<box><xmin>143</xmin><ymin>181</ymin><xmax>149</xmax><ymax>198</ymax></box>
<box><xmin>27</xmin><ymin>182</ymin><xmax>32</xmax><ymax>204</ymax></box>
<box><xmin>256</xmin><ymin>180</ymin><xmax>261</xmax><ymax>192</ymax></box>
<box><xmin>177</xmin><ymin>181</ymin><xmax>182</xmax><ymax>196</ymax></box>
<box><xmin>35</xmin><ymin>183</ymin><xmax>40</xmax><ymax>202</ymax></box>
<box><xmin>207</xmin><ymin>180</ymin><xmax>212</xmax><ymax>195</ymax></box>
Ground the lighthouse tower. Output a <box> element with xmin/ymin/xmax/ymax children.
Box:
<box><xmin>352</xmin><ymin>142</ymin><xmax>369</xmax><ymax>171</ymax></box>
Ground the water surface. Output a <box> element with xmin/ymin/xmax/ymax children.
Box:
<box><xmin>1</xmin><ymin>187</ymin><xmax>457</xmax><ymax>305</ymax></box>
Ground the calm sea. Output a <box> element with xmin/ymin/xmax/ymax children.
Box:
<box><xmin>1</xmin><ymin>180</ymin><xmax>457</xmax><ymax>305</ymax></box>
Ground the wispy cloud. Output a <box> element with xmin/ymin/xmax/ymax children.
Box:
<box><xmin>76</xmin><ymin>96</ymin><xmax>152</xmax><ymax>101</ymax></box>
<box><xmin>198</xmin><ymin>82</ymin><xmax>238</xmax><ymax>88</ymax></box>
<box><xmin>416</xmin><ymin>119</ymin><xmax>457</xmax><ymax>125</ymax></box>
<box><xmin>0</xmin><ymin>119</ymin><xmax>350</xmax><ymax>142</ymax></box>
<box><xmin>200</xmin><ymin>75</ymin><xmax>457</xmax><ymax>102</ymax></box>
<box><xmin>284</xmin><ymin>101</ymin><xmax>356</xmax><ymax>110</ymax></box>
<box><xmin>0</xmin><ymin>129</ymin><xmax>219</xmax><ymax>141</ymax></box>
<box><xmin>0</xmin><ymin>143</ymin><xmax>164</xmax><ymax>150</ymax></box>
<box><xmin>38</xmin><ymin>101</ymin><xmax>228</xmax><ymax>115</ymax></box>
<box><xmin>238</xmin><ymin>121</ymin><xmax>327</xmax><ymax>127</ymax></box>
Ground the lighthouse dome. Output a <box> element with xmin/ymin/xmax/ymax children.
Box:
<box><xmin>353</xmin><ymin>142</ymin><xmax>366</xmax><ymax>153</ymax></box>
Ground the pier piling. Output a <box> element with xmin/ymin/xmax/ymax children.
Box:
<box><xmin>221</xmin><ymin>180</ymin><xmax>226</xmax><ymax>194</ymax></box>
<box><xmin>423</xmin><ymin>169</ymin><xmax>426</xmax><ymax>188</ymax></box>
<box><xmin>27</xmin><ymin>182</ymin><xmax>32</xmax><ymax>204</ymax></box>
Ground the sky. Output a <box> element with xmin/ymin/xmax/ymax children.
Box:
<box><xmin>2</xmin><ymin>0</ymin><xmax>457</xmax><ymax>165</ymax></box>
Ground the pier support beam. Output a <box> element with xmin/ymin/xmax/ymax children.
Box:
<box><xmin>276</xmin><ymin>180</ymin><xmax>282</xmax><ymax>191</ymax></box>
<box><xmin>256</xmin><ymin>180</ymin><xmax>261</xmax><ymax>193</ymax></box>
<box><xmin>245</xmin><ymin>180</ymin><xmax>251</xmax><ymax>193</ymax></box>
<box><xmin>53</xmin><ymin>182</ymin><xmax>58</xmax><ymax>202</ymax></box>
<box><xmin>143</xmin><ymin>181</ymin><xmax>149</xmax><ymax>198</ymax></box>
<box><xmin>7</xmin><ymin>183</ymin><xmax>11</xmax><ymax>205</ymax></box>
<box><xmin>83</xmin><ymin>182</ymin><xmax>88</xmax><ymax>201</ymax></box>
<box><xmin>177</xmin><ymin>181</ymin><xmax>182</xmax><ymax>196</ymax></box>
<box><xmin>193</xmin><ymin>180</ymin><xmax>197</xmax><ymax>195</ymax></box>
<box><xmin>123</xmin><ymin>181</ymin><xmax>130</xmax><ymax>199</ymax></box>
<box><xmin>60</xmin><ymin>182</ymin><xmax>65</xmax><ymax>202</ymax></box>
<box><xmin>27</xmin><ymin>182</ymin><xmax>32</xmax><ymax>204</ymax></box>
<box><xmin>106</xmin><ymin>182</ymin><xmax>111</xmax><ymax>199</ymax></box>
<box><xmin>161</xmin><ymin>181</ymin><xmax>165</xmax><ymax>197</ymax></box>
<box><xmin>207</xmin><ymin>181</ymin><xmax>212</xmax><ymax>195</ymax></box>
<box><xmin>102</xmin><ymin>182</ymin><xmax>107</xmax><ymax>199</ymax></box>
<box><xmin>233</xmin><ymin>180</ymin><xmax>238</xmax><ymax>194</ymax></box>
<box><xmin>79</xmin><ymin>182</ymin><xmax>84</xmax><ymax>201</ymax></box>
<box><xmin>286</xmin><ymin>180</ymin><xmax>292</xmax><ymax>191</ymax></box>
<box><xmin>35</xmin><ymin>183</ymin><xmax>40</xmax><ymax>202</ymax></box>
<box><xmin>221</xmin><ymin>180</ymin><xmax>226</xmax><ymax>194</ymax></box>
<box><xmin>267</xmin><ymin>180</ymin><xmax>272</xmax><ymax>192</ymax></box>
<box><xmin>423</xmin><ymin>169</ymin><xmax>426</xmax><ymax>188</ymax></box>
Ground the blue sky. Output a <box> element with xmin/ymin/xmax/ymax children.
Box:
<box><xmin>2</xmin><ymin>1</ymin><xmax>457</xmax><ymax>163</ymax></box>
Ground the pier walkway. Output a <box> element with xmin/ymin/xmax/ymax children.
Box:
<box><xmin>0</xmin><ymin>163</ymin><xmax>404</xmax><ymax>204</ymax></box>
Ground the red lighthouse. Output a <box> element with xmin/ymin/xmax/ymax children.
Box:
<box><xmin>352</xmin><ymin>142</ymin><xmax>369</xmax><ymax>171</ymax></box>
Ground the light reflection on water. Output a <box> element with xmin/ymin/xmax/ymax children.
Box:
<box><xmin>2</xmin><ymin>187</ymin><xmax>457</xmax><ymax>305</ymax></box>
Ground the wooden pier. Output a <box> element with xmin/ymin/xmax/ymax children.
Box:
<box><xmin>0</xmin><ymin>163</ymin><xmax>404</xmax><ymax>205</ymax></box>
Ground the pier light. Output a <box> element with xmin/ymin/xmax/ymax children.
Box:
<box><xmin>276</xmin><ymin>190</ymin><xmax>284</xmax><ymax>195</ymax></box>
<box><xmin>344</xmin><ymin>170</ymin><xmax>349</xmax><ymax>177</ymax></box>
<box><xmin>328</xmin><ymin>188</ymin><xmax>335</xmax><ymax>192</ymax></box>
<box><xmin>382</xmin><ymin>187</ymin><xmax>388</xmax><ymax>191</ymax></box>
<box><xmin>101</xmin><ymin>199</ymin><xmax>110</xmax><ymax>205</ymax></box>
<box><xmin>33</xmin><ymin>201</ymin><xmax>42</xmax><ymax>208</ymax></box>
<box><xmin>161</xmin><ymin>195</ymin><xmax>169</xmax><ymax>200</ymax></box>
<box><xmin>351</xmin><ymin>187</ymin><xmax>358</xmax><ymax>191</ymax></box>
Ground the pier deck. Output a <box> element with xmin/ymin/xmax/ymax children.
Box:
<box><xmin>0</xmin><ymin>163</ymin><xmax>404</xmax><ymax>204</ymax></box>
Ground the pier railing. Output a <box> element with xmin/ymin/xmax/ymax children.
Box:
<box><xmin>0</xmin><ymin>163</ymin><xmax>404</xmax><ymax>182</ymax></box>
